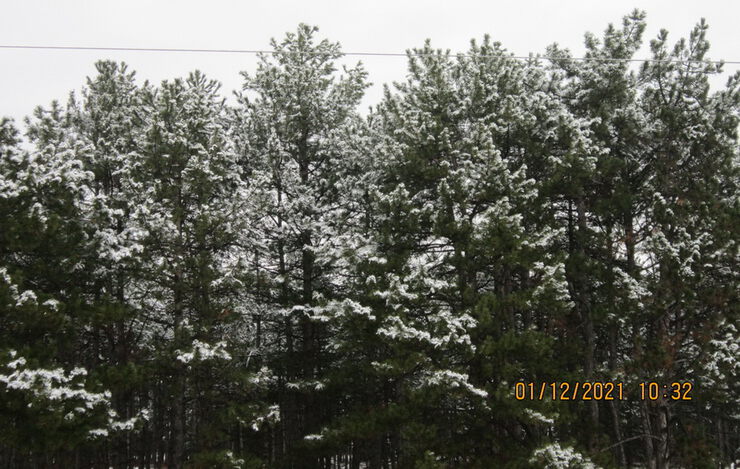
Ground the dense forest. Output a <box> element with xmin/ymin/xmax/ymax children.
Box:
<box><xmin>0</xmin><ymin>10</ymin><xmax>738</xmax><ymax>469</ymax></box>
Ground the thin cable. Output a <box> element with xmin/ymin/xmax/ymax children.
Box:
<box><xmin>1</xmin><ymin>44</ymin><xmax>739</xmax><ymax>65</ymax></box>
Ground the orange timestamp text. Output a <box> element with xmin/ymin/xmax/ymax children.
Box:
<box><xmin>514</xmin><ymin>381</ymin><xmax>693</xmax><ymax>401</ymax></box>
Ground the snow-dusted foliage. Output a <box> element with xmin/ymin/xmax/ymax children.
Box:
<box><xmin>0</xmin><ymin>350</ymin><xmax>147</xmax><ymax>446</ymax></box>
<box><xmin>530</xmin><ymin>443</ymin><xmax>599</xmax><ymax>469</ymax></box>
<box><xmin>0</xmin><ymin>12</ymin><xmax>737</xmax><ymax>469</ymax></box>
<box><xmin>0</xmin><ymin>352</ymin><xmax>110</xmax><ymax>410</ymax></box>
<box><xmin>176</xmin><ymin>339</ymin><xmax>232</xmax><ymax>364</ymax></box>
<box><xmin>250</xmin><ymin>404</ymin><xmax>281</xmax><ymax>432</ymax></box>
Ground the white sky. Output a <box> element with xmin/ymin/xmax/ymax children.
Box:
<box><xmin>1</xmin><ymin>0</ymin><xmax>739</xmax><ymax>124</ymax></box>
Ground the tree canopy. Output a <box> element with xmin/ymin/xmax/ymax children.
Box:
<box><xmin>1</xmin><ymin>13</ymin><xmax>738</xmax><ymax>469</ymax></box>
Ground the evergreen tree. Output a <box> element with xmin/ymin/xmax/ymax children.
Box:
<box><xmin>132</xmin><ymin>70</ymin><xmax>256</xmax><ymax>467</ymax></box>
<box><xmin>65</xmin><ymin>60</ymin><xmax>151</xmax><ymax>465</ymax></box>
<box><xmin>0</xmin><ymin>110</ymin><xmax>140</xmax><ymax>463</ymax></box>
<box><xmin>339</xmin><ymin>39</ymin><xmax>584</xmax><ymax>466</ymax></box>
<box><xmin>547</xmin><ymin>11</ymin><xmax>740</xmax><ymax>467</ymax></box>
<box><xmin>233</xmin><ymin>23</ymin><xmax>368</xmax><ymax>467</ymax></box>
<box><xmin>633</xmin><ymin>19</ymin><xmax>739</xmax><ymax>468</ymax></box>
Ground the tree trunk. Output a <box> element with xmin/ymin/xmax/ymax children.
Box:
<box><xmin>575</xmin><ymin>197</ymin><xmax>599</xmax><ymax>447</ymax></box>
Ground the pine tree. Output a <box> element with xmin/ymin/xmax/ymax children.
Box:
<box><xmin>64</xmin><ymin>61</ymin><xmax>151</xmax><ymax>465</ymax></box>
<box><xmin>634</xmin><ymin>19</ymin><xmax>739</xmax><ymax>468</ymax></box>
<box><xmin>547</xmin><ymin>12</ymin><xmax>740</xmax><ymax>467</ymax></box>
<box><xmin>232</xmin><ymin>23</ymin><xmax>368</xmax><ymax>467</ymax></box>
<box><xmin>131</xmin><ymin>70</ymin><xmax>255</xmax><ymax>467</ymax></box>
<box><xmin>0</xmin><ymin>110</ymin><xmax>140</xmax><ymax>463</ymax></box>
<box><xmin>343</xmin><ymin>38</ymin><xmax>586</xmax><ymax>466</ymax></box>
<box><xmin>544</xmin><ymin>11</ymin><xmax>650</xmax><ymax>464</ymax></box>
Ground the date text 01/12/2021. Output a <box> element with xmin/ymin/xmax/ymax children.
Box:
<box><xmin>514</xmin><ymin>381</ymin><xmax>693</xmax><ymax>401</ymax></box>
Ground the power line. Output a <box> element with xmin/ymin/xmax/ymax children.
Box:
<box><xmin>1</xmin><ymin>44</ymin><xmax>739</xmax><ymax>65</ymax></box>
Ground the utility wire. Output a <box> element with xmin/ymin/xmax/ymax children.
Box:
<box><xmin>1</xmin><ymin>44</ymin><xmax>739</xmax><ymax>65</ymax></box>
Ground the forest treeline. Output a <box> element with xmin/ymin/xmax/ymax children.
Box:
<box><xmin>0</xmin><ymin>10</ymin><xmax>738</xmax><ymax>469</ymax></box>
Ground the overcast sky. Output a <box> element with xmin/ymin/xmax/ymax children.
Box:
<box><xmin>2</xmin><ymin>0</ymin><xmax>739</xmax><ymax>125</ymax></box>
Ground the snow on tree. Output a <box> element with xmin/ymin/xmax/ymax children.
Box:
<box><xmin>232</xmin><ymin>23</ymin><xmax>369</xmax><ymax>466</ymax></box>
<box><xmin>0</xmin><ymin>12</ymin><xmax>737</xmax><ymax>469</ymax></box>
